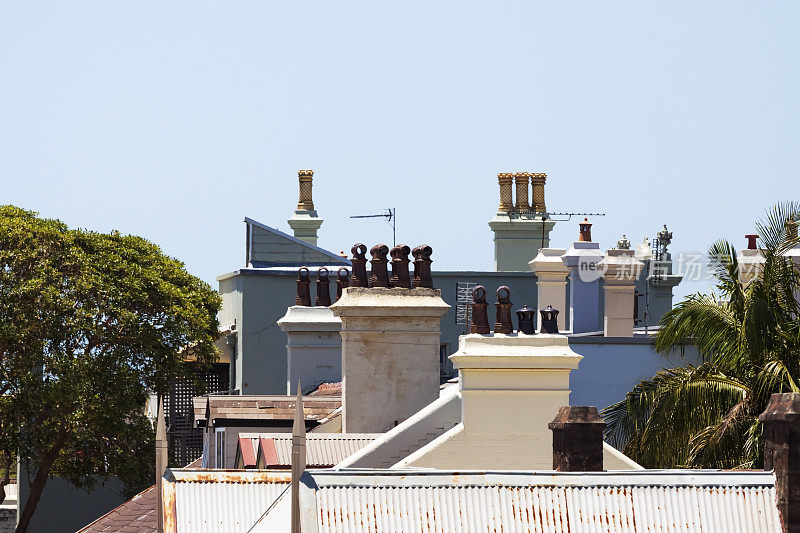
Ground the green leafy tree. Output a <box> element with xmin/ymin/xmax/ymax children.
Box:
<box><xmin>0</xmin><ymin>206</ymin><xmax>221</xmax><ymax>532</ymax></box>
<box><xmin>603</xmin><ymin>202</ymin><xmax>800</xmax><ymax>469</ymax></box>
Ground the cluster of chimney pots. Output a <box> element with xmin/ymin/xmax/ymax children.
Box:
<box><xmin>294</xmin><ymin>243</ymin><xmax>435</xmax><ymax>307</ymax></box>
<box><xmin>295</xmin><ymin>242</ymin><xmax>560</xmax><ymax>335</ymax></box>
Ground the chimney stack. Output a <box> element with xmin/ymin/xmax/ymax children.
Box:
<box><xmin>740</xmin><ymin>235</ymin><xmax>766</xmax><ymax>287</ymax></box>
<box><xmin>489</xmin><ymin>171</ymin><xmax>555</xmax><ymax>271</ymax></box>
<box><xmin>760</xmin><ymin>392</ymin><xmax>800</xmax><ymax>533</ymax></box>
<box><xmin>330</xmin><ymin>261</ymin><xmax>449</xmax><ymax>432</ymax></box>
<box><xmin>563</xmin><ymin>220</ymin><xmax>603</xmax><ymax>333</ymax></box>
<box><xmin>287</xmin><ymin>170</ymin><xmax>324</xmax><ymax>246</ymax></box>
<box><xmin>530</xmin><ymin>248</ymin><xmax>569</xmax><ymax>332</ymax></box>
<box><xmin>599</xmin><ymin>249</ymin><xmax>644</xmax><ymax>337</ymax></box>
<box><xmin>548</xmin><ymin>406</ymin><xmax>605</xmax><ymax>472</ymax></box>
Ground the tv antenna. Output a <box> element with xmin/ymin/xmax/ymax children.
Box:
<box><xmin>350</xmin><ymin>208</ymin><xmax>396</xmax><ymax>246</ymax></box>
<box><xmin>532</xmin><ymin>211</ymin><xmax>606</xmax><ymax>248</ymax></box>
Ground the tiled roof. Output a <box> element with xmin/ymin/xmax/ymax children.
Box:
<box><xmin>77</xmin><ymin>485</ymin><xmax>157</xmax><ymax>533</ymax></box>
<box><xmin>78</xmin><ymin>455</ymin><xmax>203</xmax><ymax>532</ymax></box>
<box><xmin>309</xmin><ymin>382</ymin><xmax>341</xmax><ymax>396</ymax></box>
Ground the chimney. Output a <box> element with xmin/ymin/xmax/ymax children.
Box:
<box><xmin>578</xmin><ymin>218</ymin><xmax>592</xmax><ymax>242</ymax></box>
<box><xmin>156</xmin><ymin>397</ymin><xmax>167</xmax><ymax>533</ymax></box>
<box><xmin>287</xmin><ymin>170</ymin><xmax>324</xmax><ymax>246</ymax></box>
<box><xmin>531</xmin><ymin>172</ymin><xmax>547</xmax><ymax>213</ymax></box>
<box><xmin>599</xmin><ymin>249</ymin><xmax>644</xmax><ymax>337</ymax></box>
<box><xmin>548</xmin><ymin>406</ymin><xmax>605</xmax><ymax>471</ymax></box>
<box><xmin>530</xmin><ymin>248</ymin><xmax>568</xmax><ymax>332</ymax></box>
<box><xmin>398</xmin><ymin>328</ymin><xmax>583</xmax><ymax>469</ymax></box>
<box><xmin>278</xmin><ymin>278</ymin><xmax>343</xmax><ymax>394</ymax></box>
<box><xmin>563</xmin><ymin>220</ymin><xmax>603</xmax><ymax>333</ymax></box>
<box><xmin>497</xmin><ymin>172</ymin><xmax>514</xmax><ymax>213</ymax></box>
<box><xmin>740</xmin><ymin>235</ymin><xmax>766</xmax><ymax>287</ymax></box>
<box><xmin>514</xmin><ymin>172</ymin><xmax>530</xmax><ymax>212</ymax></box>
<box><xmin>760</xmin><ymin>392</ymin><xmax>800</xmax><ymax>533</ymax></box>
<box><xmin>329</xmin><ymin>277</ymin><xmax>449</xmax><ymax>433</ymax></box>
<box><xmin>291</xmin><ymin>382</ymin><xmax>306</xmax><ymax>533</ymax></box>
<box><xmin>489</xmin><ymin>171</ymin><xmax>555</xmax><ymax>271</ymax></box>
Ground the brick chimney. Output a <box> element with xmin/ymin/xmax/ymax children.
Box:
<box><xmin>760</xmin><ymin>392</ymin><xmax>800</xmax><ymax>533</ymax></box>
<box><xmin>599</xmin><ymin>249</ymin><xmax>644</xmax><ymax>337</ymax></box>
<box><xmin>548</xmin><ymin>406</ymin><xmax>605</xmax><ymax>471</ymax></box>
<box><xmin>287</xmin><ymin>170</ymin><xmax>324</xmax><ymax>246</ymax></box>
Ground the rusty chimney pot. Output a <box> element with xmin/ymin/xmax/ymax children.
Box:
<box><xmin>315</xmin><ymin>267</ymin><xmax>331</xmax><ymax>307</ymax></box>
<box><xmin>494</xmin><ymin>286</ymin><xmax>514</xmax><ymax>334</ymax></box>
<box><xmin>389</xmin><ymin>244</ymin><xmax>412</xmax><ymax>288</ymax></box>
<box><xmin>746</xmin><ymin>234</ymin><xmax>759</xmax><ymax>250</ymax></box>
<box><xmin>470</xmin><ymin>285</ymin><xmax>490</xmax><ymax>334</ymax></box>
<box><xmin>412</xmin><ymin>245</ymin><xmax>434</xmax><ymax>288</ymax></box>
<box><xmin>760</xmin><ymin>392</ymin><xmax>800</xmax><ymax>533</ymax></box>
<box><xmin>514</xmin><ymin>172</ymin><xmax>531</xmax><ymax>212</ymax></box>
<box><xmin>297</xmin><ymin>170</ymin><xmax>315</xmax><ymax>211</ymax></box>
<box><xmin>295</xmin><ymin>267</ymin><xmax>311</xmax><ymax>306</ymax></box>
<box><xmin>579</xmin><ymin>217</ymin><xmax>593</xmax><ymax>242</ymax></box>
<box><xmin>349</xmin><ymin>243</ymin><xmax>369</xmax><ymax>288</ymax></box>
<box><xmin>548</xmin><ymin>406</ymin><xmax>605</xmax><ymax>472</ymax></box>
<box><xmin>336</xmin><ymin>267</ymin><xmax>350</xmax><ymax>301</ymax></box>
<box><xmin>497</xmin><ymin>173</ymin><xmax>514</xmax><ymax>213</ymax></box>
<box><xmin>369</xmin><ymin>244</ymin><xmax>390</xmax><ymax>288</ymax></box>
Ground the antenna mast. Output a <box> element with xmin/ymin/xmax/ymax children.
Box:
<box><xmin>350</xmin><ymin>208</ymin><xmax>396</xmax><ymax>246</ymax></box>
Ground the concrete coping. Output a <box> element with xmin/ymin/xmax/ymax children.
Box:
<box><xmin>277</xmin><ymin>306</ymin><xmax>342</xmax><ymax>331</ymax></box>
<box><xmin>450</xmin><ymin>333</ymin><xmax>583</xmax><ymax>369</ymax></box>
<box><xmin>329</xmin><ymin>287</ymin><xmax>450</xmax><ymax>318</ymax></box>
<box><xmin>529</xmin><ymin>248</ymin><xmax>568</xmax><ymax>273</ymax></box>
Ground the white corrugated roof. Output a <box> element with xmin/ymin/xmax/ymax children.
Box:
<box><xmin>253</xmin><ymin>469</ymin><xmax>781</xmax><ymax>532</ymax></box>
<box><xmin>163</xmin><ymin>470</ymin><xmax>291</xmax><ymax>533</ymax></box>
<box><xmin>239</xmin><ymin>433</ymin><xmax>381</xmax><ymax>467</ymax></box>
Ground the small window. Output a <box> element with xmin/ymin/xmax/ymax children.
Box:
<box><xmin>215</xmin><ymin>428</ymin><xmax>226</xmax><ymax>468</ymax></box>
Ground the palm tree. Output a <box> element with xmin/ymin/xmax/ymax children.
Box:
<box><xmin>603</xmin><ymin>202</ymin><xmax>800</xmax><ymax>469</ymax></box>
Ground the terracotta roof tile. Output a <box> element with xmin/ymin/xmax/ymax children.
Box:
<box><xmin>77</xmin><ymin>486</ymin><xmax>156</xmax><ymax>533</ymax></box>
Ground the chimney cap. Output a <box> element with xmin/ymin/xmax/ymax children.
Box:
<box><xmin>548</xmin><ymin>406</ymin><xmax>605</xmax><ymax>429</ymax></box>
<box><xmin>759</xmin><ymin>392</ymin><xmax>800</xmax><ymax>422</ymax></box>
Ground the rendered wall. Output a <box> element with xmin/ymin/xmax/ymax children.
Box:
<box><xmin>568</xmin><ymin>337</ymin><xmax>700</xmax><ymax>410</ymax></box>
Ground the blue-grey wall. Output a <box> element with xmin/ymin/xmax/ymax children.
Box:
<box><xmin>568</xmin><ymin>337</ymin><xmax>700</xmax><ymax>410</ymax></box>
<box><xmin>17</xmin><ymin>467</ymin><xmax>125</xmax><ymax>533</ymax></box>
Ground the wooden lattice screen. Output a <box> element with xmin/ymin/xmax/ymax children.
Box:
<box><xmin>164</xmin><ymin>363</ymin><xmax>230</xmax><ymax>466</ymax></box>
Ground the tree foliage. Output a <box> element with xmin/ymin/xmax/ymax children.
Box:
<box><xmin>0</xmin><ymin>206</ymin><xmax>221</xmax><ymax>531</ymax></box>
<box><xmin>603</xmin><ymin>202</ymin><xmax>800</xmax><ymax>469</ymax></box>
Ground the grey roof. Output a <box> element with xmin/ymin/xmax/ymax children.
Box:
<box><xmin>244</xmin><ymin>217</ymin><xmax>350</xmax><ymax>268</ymax></box>
<box><xmin>254</xmin><ymin>469</ymin><xmax>781</xmax><ymax>532</ymax></box>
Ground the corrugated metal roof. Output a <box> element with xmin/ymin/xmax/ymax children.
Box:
<box><xmin>164</xmin><ymin>470</ymin><xmax>291</xmax><ymax>533</ymax></box>
<box><xmin>286</xmin><ymin>470</ymin><xmax>782</xmax><ymax>533</ymax></box>
<box><xmin>238</xmin><ymin>433</ymin><xmax>380</xmax><ymax>468</ymax></box>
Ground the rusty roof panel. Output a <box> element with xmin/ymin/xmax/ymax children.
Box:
<box><xmin>297</xmin><ymin>470</ymin><xmax>782</xmax><ymax>533</ymax></box>
<box><xmin>166</xmin><ymin>469</ymin><xmax>290</xmax><ymax>533</ymax></box>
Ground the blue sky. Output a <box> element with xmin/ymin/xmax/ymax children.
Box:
<box><xmin>2</xmin><ymin>1</ymin><xmax>798</xmax><ymax>300</ymax></box>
